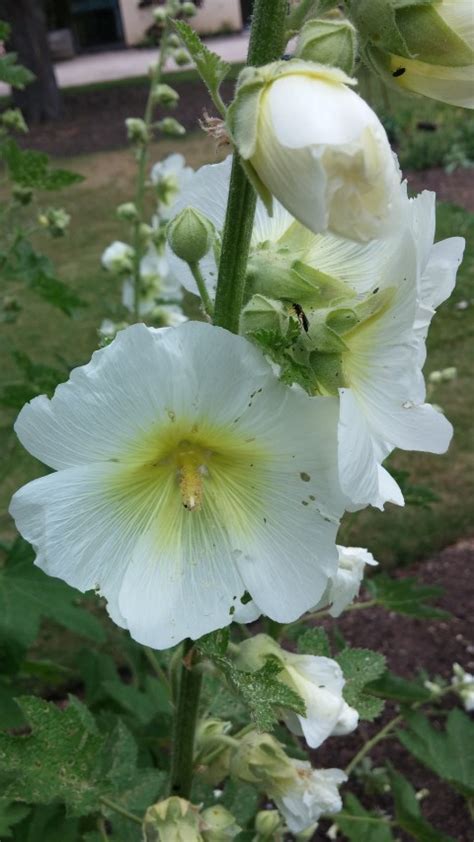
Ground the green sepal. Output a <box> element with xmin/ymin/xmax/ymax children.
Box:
<box><xmin>395</xmin><ymin>3</ymin><xmax>474</xmax><ymax>66</ymax></box>
<box><xmin>346</xmin><ymin>0</ymin><xmax>412</xmax><ymax>55</ymax></box>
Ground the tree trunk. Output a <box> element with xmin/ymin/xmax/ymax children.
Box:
<box><xmin>0</xmin><ymin>0</ymin><xmax>61</xmax><ymax>123</ymax></box>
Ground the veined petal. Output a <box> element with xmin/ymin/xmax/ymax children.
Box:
<box><xmin>437</xmin><ymin>1</ymin><xmax>474</xmax><ymax>48</ymax></box>
<box><xmin>389</xmin><ymin>53</ymin><xmax>474</xmax><ymax>108</ymax></box>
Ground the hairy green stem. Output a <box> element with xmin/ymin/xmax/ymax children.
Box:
<box><xmin>213</xmin><ymin>0</ymin><xmax>289</xmax><ymax>333</ymax></box>
<box><xmin>189</xmin><ymin>261</ymin><xmax>214</xmax><ymax>317</ymax></box>
<box><xmin>132</xmin><ymin>22</ymin><xmax>171</xmax><ymax>322</ymax></box>
<box><xmin>169</xmin><ymin>639</ymin><xmax>203</xmax><ymax>798</ymax></box>
<box><xmin>100</xmin><ymin>796</ymin><xmax>141</xmax><ymax>825</ymax></box>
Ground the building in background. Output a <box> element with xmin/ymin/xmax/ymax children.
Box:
<box><xmin>46</xmin><ymin>0</ymin><xmax>246</xmax><ymax>54</ymax></box>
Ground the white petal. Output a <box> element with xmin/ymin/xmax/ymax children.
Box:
<box><xmin>419</xmin><ymin>237</ymin><xmax>465</xmax><ymax>311</ymax></box>
<box><xmin>337</xmin><ymin>388</ymin><xmax>381</xmax><ymax>507</ymax></box>
<box><xmin>390</xmin><ymin>53</ymin><xmax>474</xmax><ymax>108</ymax></box>
<box><xmin>437</xmin><ymin>1</ymin><xmax>474</xmax><ymax>47</ymax></box>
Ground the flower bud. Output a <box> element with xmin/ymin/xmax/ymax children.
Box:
<box><xmin>428</xmin><ymin>369</ymin><xmax>443</xmax><ymax>385</ymax></box>
<box><xmin>230</xmin><ymin>731</ymin><xmax>296</xmax><ymax>792</ymax></box>
<box><xmin>116</xmin><ymin>202</ymin><xmax>139</xmax><ymax>223</ymax></box>
<box><xmin>254</xmin><ymin>809</ymin><xmax>284</xmax><ymax>840</ymax></box>
<box><xmin>126</xmin><ymin>117</ymin><xmax>149</xmax><ymax>144</ymax></box>
<box><xmin>200</xmin><ymin>805</ymin><xmax>241</xmax><ymax>840</ymax></box>
<box><xmin>152</xmin><ymin>7</ymin><xmax>168</xmax><ymax>24</ymax></box>
<box><xmin>441</xmin><ymin>366</ymin><xmax>457</xmax><ymax>381</ymax></box>
<box><xmin>143</xmin><ymin>797</ymin><xmax>202</xmax><ymax>842</ymax></box>
<box><xmin>296</xmin><ymin>19</ymin><xmax>357</xmax><ymax>76</ymax></box>
<box><xmin>173</xmin><ymin>48</ymin><xmax>191</xmax><ymax>67</ymax></box>
<box><xmin>167</xmin><ymin>207</ymin><xmax>215</xmax><ymax>265</ymax></box>
<box><xmin>228</xmin><ymin>60</ymin><xmax>402</xmax><ymax>242</ymax></box>
<box><xmin>351</xmin><ymin>0</ymin><xmax>474</xmax><ymax>108</ymax></box>
<box><xmin>38</xmin><ymin>207</ymin><xmax>71</xmax><ymax>238</ymax></box>
<box><xmin>158</xmin><ymin>117</ymin><xmax>186</xmax><ymax>137</ymax></box>
<box><xmin>181</xmin><ymin>1</ymin><xmax>197</xmax><ymax>17</ymax></box>
<box><xmin>195</xmin><ymin>719</ymin><xmax>233</xmax><ymax>785</ymax></box>
<box><xmin>153</xmin><ymin>83</ymin><xmax>180</xmax><ymax>108</ymax></box>
<box><xmin>240</xmin><ymin>294</ymin><xmax>290</xmax><ymax>337</ymax></box>
<box><xmin>1</xmin><ymin>107</ymin><xmax>27</xmax><ymax>133</ymax></box>
<box><xmin>167</xmin><ymin>34</ymin><xmax>181</xmax><ymax>48</ymax></box>
<box><xmin>451</xmin><ymin>663</ymin><xmax>474</xmax><ymax>712</ymax></box>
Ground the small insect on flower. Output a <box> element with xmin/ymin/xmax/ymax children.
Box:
<box><xmin>392</xmin><ymin>67</ymin><xmax>406</xmax><ymax>77</ymax></box>
<box><xmin>291</xmin><ymin>303</ymin><xmax>310</xmax><ymax>333</ymax></box>
<box><xmin>10</xmin><ymin>322</ymin><xmax>345</xmax><ymax>650</ymax></box>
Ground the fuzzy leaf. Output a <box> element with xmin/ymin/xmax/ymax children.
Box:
<box><xmin>199</xmin><ymin>643</ymin><xmax>305</xmax><ymax>731</ymax></box>
<box><xmin>336</xmin><ymin>793</ymin><xmax>395</xmax><ymax>841</ymax></box>
<box><xmin>297</xmin><ymin>627</ymin><xmax>331</xmax><ymax>657</ymax></box>
<box><xmin>367</xmin><ymin>575</ymin><xmax>449</xmax><ymax>619</ymax></box>
<box><xmin>398</xmin><ymin>708</ymin><xmax>474</xmax><ymax>798</ymax></box>
<box><xmin>173</xmin><ymin>21</ymin><xmax>230</xmax><ymax>110</ymax></box>
<box><xmin>0</xmin><ymin>799</ymin><xmax>30</xmax><ymax>837</ymax></box>
<box><xmin>102</xmin><ymin>676</ymin><xmax>172</xmax><ymax>724</ymax></box>
<box><xmin>0</xmin><ymin>538</ymin><xmax>105</xmax><ymax>653</ymax></box>
<box><xmin>2</xmin><ymin>139</ymin><xmax>83</xmax><ymax>190</ymax></box>
<box><xmin>388</xmin><ymin>765</ymin><xmax>456</xmax><ymax>841</ymax></box>
<box><xmin>368</xmin><ymin>671</ymin><xmax>432</xmax><ymax>704</ymax></box>
<box><xmin>5</xmin><ymin>238</ymin><xmax>85</xmax><ymax>316</ymax></box>
<box><xmin>336</xmin><ymin>648</ymin><xmax>386</xmax><ymax>720</ymax></box>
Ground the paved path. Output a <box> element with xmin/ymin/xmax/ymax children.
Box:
<box><xmin>0</xmin><ymin>33</ymin><xmax>249</xmax><ymax>97</ymax></box>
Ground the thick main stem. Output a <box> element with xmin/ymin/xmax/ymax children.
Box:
<box><xmin>168</xmin><ymin>639</ymin><xmax>203</xmax><ymax>798</ymax></box>
<box><xmin>213</xmin><ymin>0</ymin><xmax>288</xmax><ymax>333</ymax></box>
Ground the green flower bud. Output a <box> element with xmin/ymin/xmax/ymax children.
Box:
<box><xmin>1</xmin><ymin>107</ymin><xmax>28</xmax><ymax>133</ymax></box>
<box><xmin>158</xmin><ymin>117</ymin><xmax>186</xmax><ymax>137</ymax></box>
<box><xmin>254</xmin><ymin>810</ymin><xmax>283</xmax><ymax>840</ymax></box>
<box><xmin>195</xmin><ymin>719</ymin><xmax>233</xmax><ymax>786</ymax></box>
<box><xmin>153</xmin><ymin>83</ymin><xmax>180</xmax><ymax>107</ymax></box>
<box><xmin>167</xmin><ymin>207</ymin><xmax>215</xmax><ymax>265</ymax></box>
<box><xmin>181</xmin><ymin>1</ymin><xmax>198</xmax><ymax>17</ymax></box>
<box><xmin>167</xmin><ymin>33</ymin><xmax>181</xmax><ymax>48</ymax></box>
<box><xmin>200</xmin><ymin>805</ymin><xmax>241</xmax><ymax>840</ymax></box>
<box><xmin>295</xmin><ymin>18</ymin><xmax>357</xmax><ymax>76</ymax></box>
<box><xmin>38</xmin><ymin>207</ymin><xmax>71</xmax><ymax>238</ymax></box>
<box><xmin>173</xmin><ymin>48</ymin><xmax>191</xmax><ymax>67</ymax></box>
<box><xmin>116</xmin><ymin>202</ymin><xmax>139</xmax><ymax>222</ymax></box>
<box><xmin>12</xmin><ymin>185</ymin><xmax>33</xmax><ymax>205</ymax></box>
<box><xmin>230</xmin><ymin>731</ymin><xmax>296</xmax><ymax>794</ymax></box>
<box><xmin>143</xmin><ymin>797</ymin><xmax>202</xmax><ymax>842</ymax></box>
<box><xmin>153</xmin><ymin>7</ymin><xmax>168</xmax><ymax>24</ymax></box>
<box><xmin>125</xmin><ymin>117</ymin><xmax>149</xmax><ymax>144</ymax></box>
<box><xmin>139</xmin><ymin>223</ymin><xmax>154</xmax><ymax>246</ymax></box>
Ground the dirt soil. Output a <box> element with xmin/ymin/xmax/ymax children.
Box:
<box><xmin>312</xmin><ymin>538</ymin><xmax>474</xmax><ymax>842</ymax></box>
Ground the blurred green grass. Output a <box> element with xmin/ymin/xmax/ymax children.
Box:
<box><xmin>0</xmin><ymin>129</ymin><xmax>473</xmax><ymax>567</ymax></box>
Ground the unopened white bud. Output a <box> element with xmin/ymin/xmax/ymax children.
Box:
<box><xmin>125</xmin><ymin>117</ymin><xmax>149</xmax><ymax>144</ymax></box>
<box><xmin>153</xmin><ymin>83</ymin><xmax>179</xmax><ymax>107</ymax></box>
<box><xmin>116</xmin><ymin>202</ymin><xmax>139</xmax><ymax>222</ymax></box>
<box><xmin>158</xmin><ymin>117</ymin><xmax>186</xmax><ymax>137</ymax></box>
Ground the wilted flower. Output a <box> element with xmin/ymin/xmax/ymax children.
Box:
<box><xmin>228</xmin><ymin>59</ymin><xmax>402</xmax><ymax>242</ymax></box>
<box><xmin>10</xmin><ymin>322</ymin><xmax>344</xmax><ymax>649</ymax></box>
<box><xmin>143</xmin><ymin>797</ymin><xmax>202</xmax><ymax>841</ymax></box>
<box><xmin>274</xmin><ymin>762</ymin><xmax>347</xmax><ymax>834</ymax></box>
<box><xmin>200</xmin><ymin>805</ymin><xmax>241</xmax><ymax>840</ymax></box>
<box><xmin>316</xmin><ymin>545</ymin><xmax>378</xmax><ymax>617</ymax></box>
<box><xmin>236</xmin><ymin>634</ymin><xmax>358</xmax><ymax>748</ymax></box>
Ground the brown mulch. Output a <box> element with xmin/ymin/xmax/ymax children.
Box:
<box><xmin>312</xmin><ymin>538</ymin><xmax>474</xmax><ymax>842</ymax></box>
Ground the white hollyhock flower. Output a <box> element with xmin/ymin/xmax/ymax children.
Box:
<box><xmin>102</xmin><ymin>241</ymin><xmax>134</xmax><ymax>275</ymax></box>
<box><xmin>228</xmin><ymin>60</ymin><xmax>403</xmax><ymax>242</ymax></box>
<box><xmin>151</xmin><ymin>153</ymin><xmax>194</xmax><ymax>211</ymax></box>
<box><xmin>10</xmin><ymin>322</ymin><xmax>344</xmax><ymax>650</ymax></box>
<box><xmin>452</xmin><ymin>663</ymin><xmax>474</xmax><ymax>712</ymax></box>
<box><xmin>316</xmin><ymin>546</ymin><xmax>378</xmax><ymax>617</ymax></box>
<box><xmin>122</xmin><ymin>245</ymin><xmax>182</xmax><ymax>316</ymax></box>
<box><xmin>167</xmin><ymin>160</ymin><xmax>464</xmax><ymax>509</ymax></box>
<box><xmin>274</xmin><ymin>762</ymin><xmax>346</xmax><ymax>834</ymax></box>
<box><xmin>364</xmin><ymin>0</ymin><xmax>474</xmax><ymax>108</ymax></box>
<box><xmin>237</xmin><ymin>634</ymin><xmax>358</xmax><ymax>749</ymax></box>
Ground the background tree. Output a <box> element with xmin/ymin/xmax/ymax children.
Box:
<box><xmin>0</xmin><ymin>0</ymin><xmax>61</xmax><ymax>122</ymax></box>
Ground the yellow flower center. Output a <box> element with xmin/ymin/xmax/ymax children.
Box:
<box><xmin>174</xmin><ymin>440</ymin><xmax>210</xmax><ymax>512</ymax></box>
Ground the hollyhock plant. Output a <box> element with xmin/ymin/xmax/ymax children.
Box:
<box><xmin>10</xmin><ymin>321</ymin><xmax>345</xmax><ymax>649</ymax></box>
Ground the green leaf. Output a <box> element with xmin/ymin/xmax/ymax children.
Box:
<box><xmin>367</xmin><ymin>575</ymin><xmax>450</xmax><ymax>619</ymax></box>
<box><xmin>2</xmin><ymin>139</ymin><xmax>84</xmax><ymax>190</ymax></box>
<box><xmin>336</xmin><ymin>648</ymin><xmax>386</xmax><ymax>720</ymax></box>
<box><xmin>199</xmin><ymin>628</ymin><xmax>230</xmax><ymax>658</ymax></box>
<box><xmin>398</xmin><ymin>708</ymin><xmax>474</xmax><ymax>798</ymax></box>
<box><xmin>297</xmin><ymin>627</ymin><xmax>331</xmax><ymax>657</ymax></box>
<box><xmin>388</xmin><ymin>765</ymin><xmax>456</xmax><ymax>841</ymax></box>
<box><xmin>219</xmin><ymin>779</ymin><xmax>259</xmax><ymax>825</ymax></box>
<box><xmin>0</xmin><ymin>53</ymin><xmax>34</xmax><ymax>89</ymax></box>
<box><xmin>0</xmin><ymin>697</ymin><xmax>163</xmax><ymax>820</ymax></box>
<box><xmin>5</xmin><ymin>238</ymin><xmax>85</xmax><ymax>316</ymax></box>
<box><xmin>387</xmin><ymin>467</ymin><xmax>439</xmax><ymax>507</ymax></box>
<box><xmin>336</xmin><ymin>793</ymin><xmax>395</xmax><ymax>841</ymax></box>
<box><xmin>198</xmin><ymin>643</ymin><xmax>305</xmax><ymax>731</ymax></box>
<box><xmin>368</xmin><ymin>671</ymin><xmax>432</xmax><ymax>704</ymax></box>
<box><xmin>0</xmin><ymin>681</ymin><xmax>25</xmax><ymax>729</ymax></box>
<box><xmin>102</xmin><ymin>676</ymin><xmax>172</xmax><ymax>725</ymax></box>
<box><xmin>173</xmin><ymin>21</ymin><xmax>230</xmax><ymax>111</ymax></box>
<box><xmin>0</xmin><ymin>537</ymin><xmax>105</xmax><ymax>653</ymax></box>
<box><xmin>0</xmin><ymin>799</ymin><xmax>30</xmax><ymax>838</ymax></box>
